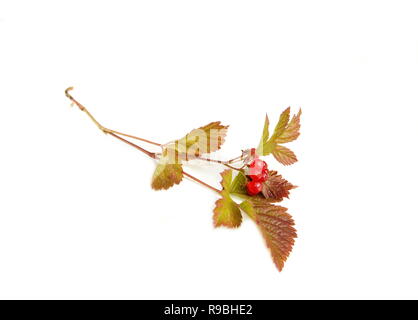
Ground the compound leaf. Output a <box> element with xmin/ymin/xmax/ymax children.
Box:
<box><xmin>257</xmin><ymin>108</ymin><xmax>301</xmax><ymax>165</ymax></box>
<box><xmin>276</xmin><ymin>109</ymin><xmax>302</xmax><ymax>144</ymax></box>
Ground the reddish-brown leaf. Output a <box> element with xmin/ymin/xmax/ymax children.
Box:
<box><xmin>252</xmin><ymin>201</ymin><xmax>297</xmax><ymax>272</ymax></box>
<box><xmin>261</xmin><ymin>171</ymin><xmax>296</xmax><ymax>202</ymax></box>
<box><xmin>276</xmin><ymin>109</ymin><xmax>301</xmax><ymax>144</ymax></box>
<box><xmin>272</xmin><ymin>145</ymin><xmax>298</xmax><ymax>166</ymax></box>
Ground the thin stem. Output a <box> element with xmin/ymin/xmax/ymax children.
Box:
<box><xmin>65</xmin><ymin>87</ymin><xmax>243</xmax><ymax>164</ymax></box>
<box><xmin>165</xmin><ymin>152</ymin><xmax>244</xmax><ymax>171</ymax></box>
<box><xmin>108</xmin><ymin>130</ymin><xmax>161</xmax><ymax>146</ymax></box>
<box><xmin>197</xmin><ymin>157</ymin><xmax>243</xmax><ymax>171</ymax></box>
<box><xmin>226</xmin><ymin>154</ymin><xmax>245</xmax><ymax>164</ymax></box>
<box><xmin>65</xmin><ymin>87</ymin><xmax>161</xmax><ymax>146</ymax></box>
<box><xmin>110</xmin><ymin>134</ymin><xmax>220</xmax><ymax>193</ymax></box>
<box><xmin>224</xmin><ymin>163</ymin><xmax>243</xmax><ymax>171</ymax></box>
<box><xmin>108</xmin><ymin>132</ymin><xmax>156</xmax><ymax>159</ymax></box>
<box><xmin>65</xmin><ymin>87</ymin><xmax>106</xmax><ymax>132</ymax></box>
<box><xmin>65</xmin><ymin>87</ymin><xmax>229</xmax><ymax>194</ymax></box>
<box><xmin>182</xmin><ymin>171</ymin><xmax>222</xmax><ymax>194</ymax></box>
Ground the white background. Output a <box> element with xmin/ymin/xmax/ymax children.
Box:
<box><xmin>0</xmin><ymin>1</ymin><xmax>417</xmax><ymax>299</ymax></box>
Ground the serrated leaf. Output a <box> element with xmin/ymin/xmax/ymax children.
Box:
<box><xmin>247</xmin><ymin>200</ymin><xmax>297</xmax><ymax>272</ymax></box>
<box><xmin>151</xmin><ymin>156</ymin><xmax>183</xmax><ymax>190</ymax></box>
<box><xmin>261</xmin><ymin>171</ymin><xmax>295</xmax><ymax>202</ymax></box>
<box><xmin>257</xmin><ymin>108</ymin><xmax>301</xmax><ymax>164</ymax></box>
<box><xmin>213</xmin><ymin>191</ymin><xmax>242</xmax><ymax>228</ymax></box>
<box><xmin>219</xmin><ymin>168</ymin><xmax>234</xmax><ymax>190</ymax></box>
<box><xmin>213</xmin><ymin>169</ymin><xmax>242</xmax><ymax>228</ymax></box>
<box><xmin>270</xmin><ymin>107</ymin><xmax>290</xmax><ymax>142</ymax></box>
<box><xmin>272</xmin><ymin>145</ymin><xmax>297</xmax><ymax>166</ymax></box>
<box><xmin>276</xmin><ymin>109</ymin><xmax>301</xmax><ymax>144</ymax></box>
<box><xmin>167</xmin><ymin>121</ymin><xmax>228</xmax><ymax>159</ymax></box>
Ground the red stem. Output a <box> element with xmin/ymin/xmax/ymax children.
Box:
<box><xmin>108</xmin><ymin>133</ymin><xmax>221</xmax><ymax>194</ymax></box>
<box><xmin>66</xmin><ymin>87</ymin><xmax>227</xmax><ymax>194</ymax></box>
<box><xmin>108</xmin><ymin>132</ymin><xmax>156</xmax><ymax>159</ymax></box>
<box><xmin>183</xmin><ymin>171</ymin><xmax>221</xmax><ymax>194</ymax></box>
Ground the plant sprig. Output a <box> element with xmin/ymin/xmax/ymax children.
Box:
<box><xmin>65</xmin><ymin>87</ymin><xmax>301</xmax><ymax>272</ymax></box>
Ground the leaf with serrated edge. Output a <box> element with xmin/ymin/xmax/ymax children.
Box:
<box><xmin>276</xmin><ymin>109</ymin><xmax>301</xmax><ymax>144</ymax></box>
<box><xmin>219</xmin><ymin>168</ymin><xmax>234</xmax><ymax>190</ymax></box>
<box><xmin>269</xmin><ymin>107</ymin><xmax>290</xmax><ymax>144</ymax></box>
<box><xmin>213</xmin><ymin>191</ymin><xmax>242</xmax><ymax>228</ymax></box>
<box><xmin>151</xmin><ymin>156</ymin><xmax>183</xmax><ymax>190</ymax></box>
<box><xmin>272</xmin><ymin>145</ymin><xmax>297</xmax><ymax>166</ymax></box>
<box><xmin>248</xmin><ymin>200</ymin><xmax>297</xmax><ymax>272</ymax></box>
<box><xmin>257</xmin><ymin>108</ymin><xmax>301</xmax><ymax>163</ymax></box>
<box><xmin>261</xmin><ymin>171</ymin><xmax>295</xmax><ymax>202</ymax></box>
<box><xmin>213</xmin><ymin>170</ymin><xmax>242</xmax><ymax>228</ymax></box>
<box><xmin>167</xmin><ymin>121</ymin><xmax>228</xmax><ymax>159</ymax></box>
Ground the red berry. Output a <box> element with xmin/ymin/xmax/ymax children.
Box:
<box><xmin>248</xmin><ymin>159</ymin><xmax>268</xmax><ymax>182</ymax></box>
<box><xmin>250</xmin><ymin>158</ymin><xmax>267</xmax><ymax>170</ymax></box>
<box><xmin>261</xmin><ymin>168</ymin><xmax>269</xmax><ymax>181</ymax></box>
<box><xmin>246</xmin><ymin>180</ymin><xmax>263</xmax><ymax>196</ymax></box>
<box><xmin>249</xmin><ymin>170</ymin><xmax>266</xmax><ymax>182</ymax></box>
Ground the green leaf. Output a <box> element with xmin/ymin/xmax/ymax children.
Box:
<box><xmin>151</xmin><ymin>155</ymin><xmax>183</xmax><ymax>190</ymax></box>
<box><xmin>229</xmin><ymin>171</ymin><xmax>248</xmax><ymax>195</ymax></box>
<box><xmin>269</xmin><ymin>107</ymin><xmax>290</xmax><ymax>144</ymax></box>
<box><xmin>213</xmin><ymin>191</ymin><xmax>242</xmax><ymax>228</ymax></box>
<box><xmin>213</xmin><ymin>169</ymin><xmax>242</xmax><ymax>228</ymax></box>
<box><xmin>256</xmin><ymin>115</ymin><xmax>270</xmax><ymax>155</ymax></box>
<box><xmin>256</xmin><ymin>108</ymin><xmax>301</xmax><ymax>165</ymax></box>
<box><xmin>239</xmin><ymin>200</ymin><xmax>256</xmax><ymax>220</ymax></box>
<box><xmin>166</xmin><ymin>121</ymin><xmax>228</xmax><ymax>159</ymax></box>
<box><xmin>276</xmin><ymin>109</ymin><xmax>302</xmax><ymax>144</ymax></box>
<box><xmin>219</xmin><ymin>168</ymin><xmax>234</xmax><ymax>190</ymax></box>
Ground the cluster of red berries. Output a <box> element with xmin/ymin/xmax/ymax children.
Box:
<box><xmin>246</xmin><ymin>155</ymin><xmax>269</xmax><ymax>196</ymax></box>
